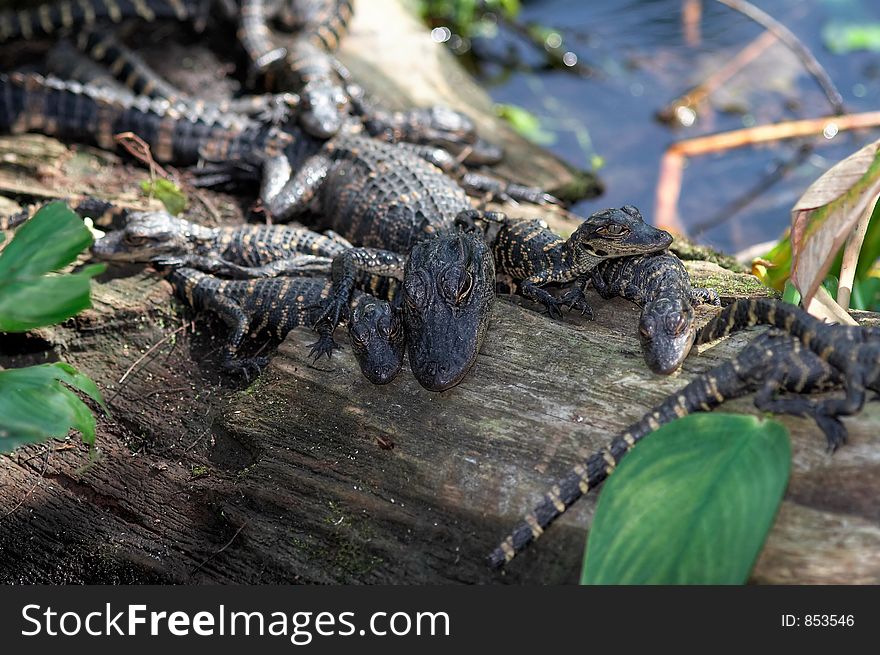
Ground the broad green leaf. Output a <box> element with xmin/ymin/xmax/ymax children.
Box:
<box><xmin>0</xmin><ymin>264</ymin><xmax>105</xmax><ymax>331</ymax></box>
<box><xmin>790</xmin><ymin>138</ymin><xmax>880</xmax><ymax>308</ymax></box>
<box><xmin>0</xmin><ymin>201</ymin><xmax>92</xmax><ymax>278</ymax></box>
<box><xmin>581</xmin><ymin>414</ymin><xmax>790</xmax><ymax>585</ymax></box>
<box><xmin>0</xmin><ymin>362</ymin><xmax>108</xmax><ymax>453</ymax></box>
<box><xmin>852</xmin><ymin>275</ymin><xmax>880</xmax><ymax>312</ymax></box>
<box><xmin>0</xmin><ymin>203</ymin><xmax>105</xmax><ymax>331</ymax></box>
<box><xmin>141</xmin><ymin>178</ymin><xmax>188</xmax><ymax>216</ymax></box>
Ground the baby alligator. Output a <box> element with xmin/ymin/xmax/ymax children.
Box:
<box><xmin>457</xmin><ymin>207</ymin><xmax>673</xmax><ymax>319</ymax></box>
<box><xmin>488</xmin><ymin>329</ymin><xmax>842</xmax><ymax>568</ymax></box>
<box><xmin>89</xmin><ymin>209</ymin><xmax>404</xmax><ymax>381</ymax></box>
<box><xmin>697</xmin><ymin>297</ymin><xmax>880</xmax><ymax>450</ymax></box>
<box><xmin>591</xmin><ymin>251</ymin><xmax>719</xmax><ymax>374</ymax></box>
<box><xmin>90</xmin><ymin>207</ymin><xmax>344</xmax><ymax>277</ymax></box>
<box><xmin>166</xmin><ymin>267</ymin><xmax>403</xmax><ymax>382</ymax></box>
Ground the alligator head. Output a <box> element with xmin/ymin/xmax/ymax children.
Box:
<box><xmin>638</xmin><ymin>296</ymin><xmax>696</xmax><ymax>375</ymax></box>
<box><xmin>402</xmin><ymin>231</ymin><xmax>495</xmax><ymax>392</ymax></box>
<box><xmin>348</xmin><ymin>294</ymin><xmax>406</xmax><ymax>385</ymax></box>
<box><xmin>569</xmin><ymin>205</ymin><xmax>673</xmax><ymax>262</ymax></box>
<box><xmin>91</xmin><ymin>211</ymin><xmax>210</xmax><ymax>262</ymax></box>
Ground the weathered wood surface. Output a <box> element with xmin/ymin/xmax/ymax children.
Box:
<box><xmin>1</xmin><ymin>0</ymin><xmax>879</xmax><ymax>585</ymax></box>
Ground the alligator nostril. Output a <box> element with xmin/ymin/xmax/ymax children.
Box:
<box><xmin>425</xmin><ymin>361</ymin><xmax>438</xmax><ymax>376</ymax></box>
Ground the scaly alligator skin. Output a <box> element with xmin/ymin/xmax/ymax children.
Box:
<box><xmin>2</xmin><ymin>73</ymin><xmax>532</xmax><ymax>389</ymax></box>
<box><xmin>591</xmin><ymin>252</ymin><xmax>720</xmax><ymax>374</ymax></box>
<box><xmin>401</xmin><ymin>230</ymin><xmax>495</xmax><ymax>391</ymax></box>
<box><xmin>458</xmin><ymin>206</ymin><xmax>674</xmax><ymax>319</ymax></box>
<box><xmin>0</xmin><ymin>72</ymin><xmax>528</xmax><ymax>222</ymax></box>
<box><xmin>90</xmin><ymin>208</ymin><xmax>343</xmax><ymax>277</ymax></box>
<box><xmin>0</xmin><ymin>71</ymin><xmax>302</xmax><ymax>167</ymax></box>
<box><xmin>90</xmin><ymin>208</ymin><xmax>404</xmax><ymax>380</ymax></box>
<box><xmin>166</xmin><ymin>266</ymin><xmax>401</xmax><ymax>381</ymax></box>
<box><xmin>487</xmin><ymin>330</ymin><xmax>842</xmax><ymax>568</ymax></box>
<box><xmin>312</xmin><ymin>228</ymin><xmax>497</xmax><ymax>391</ymax></box>
<box><xmin>238</xmin><ymin>0</ymin><xmax>354</xmax><ymax>138</ymax></box>
<box><xmin>64</xmin><ymin>29</ymin><xmax>300</xmax><ymax>124</ymax></box>
<box><xmin>697</xmin><ymin>297</ymin><xmax>880</xmax><ymax>450</ymax></box>
<box><xmin>0</xmin><ymin>0</ymin><xmax>201</xmax><ymax>42</ymax></box>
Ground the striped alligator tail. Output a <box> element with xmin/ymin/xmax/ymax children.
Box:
<box><xmin>487</xmin><ymin>357</ymin><xmax>750</xmax><ymax>569</ymax></box>
<box><xmin>0</xmin><ymin>0</ymin><xmax>199</xmax><ymax>43</ymax></box>
<box><xmin>697</xmin><ymin>297</ymin><xmax>825</xmax><ymax>346</ymax></box>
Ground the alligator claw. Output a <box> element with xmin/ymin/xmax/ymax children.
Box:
<box><xmin>541</xmin><ymin>299</ymin><xmax>566</xmax><ymax>321</ymax></box>
<box><xmin>308</xmin><ymin>334</ymin><xmax>341</xmax><ymax>360</ymax></box>
<box><xmin>559</xmin><ymin>287</ymin><xmax>594</xmax><ymax>319</ymax></box>
<box><xmin>815</xmin><ymin>412</ymin><xmax>848</xmax><ymax>453</ymax></box>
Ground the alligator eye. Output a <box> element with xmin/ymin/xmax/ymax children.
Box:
<box><xmin>639</xmin><ymin>323</ymin><xmax>654</xmax><ymax>340</ymax></box>
<box><xmin>668</xmin><ymin>312</ymin><xmax>690</xmax><ymax>336</ymax></box>
<box><xmin>350</xmin><ymin>328</ymin><xmax>368</xmax><ymax>346</ymax></box>
<box><xmin>597</xmin><ymin>224</ymin><xmax>629</xmax><ymax>238</ymax></box>
<box><xmin>123</xmin><ymin>234</ymin><xmax>149</xmax><ymax>246</ymax></box>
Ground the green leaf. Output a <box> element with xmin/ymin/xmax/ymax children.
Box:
<box><xmin>0</xmin><ymin>201</ymin><xmax>92</xmax><ymax>278</ymax></box>
<box><xmin>140</xmin><ymin>178</ymin><xmax>188</xmax><ymax>215</ymax></box>
<box><xmin>823</xmin><ymin>22</ymin><xmax>880</xmax><ymax>54</ymax></box>
<box><xmin>0</xmin><ymin>203</ymin><xmax>105</xmax><ymax>332</ymax></box>
<box><xmin>822</xmin><ymin>274</ymin><xmax>839</xmax><ymax>301</ymax></box>
<box><xmin>782</xmin><ymin>280</ymin><xmax>801</xmax><ymax>305</ymax></box>
<box><xmin>581</xmin><ymin>414</ymin><xmax>790</xmax><ymax>585</ymax></box>
<box><xmin>495</xmin><ymin>103</ymin><xmax>556</xmax><ymax>145</ymax></box>
<box><xmin>852</xmin><ymin>275</ymin><xmax>880</xmax><ymax>312</ymax></box>
<box><xmin>0</xmin><ymin>362</ymin><xmax>108</xmax><ymax>453</ymax></box>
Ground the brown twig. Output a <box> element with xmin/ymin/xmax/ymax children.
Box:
<box><xmin>714</xmin><ymin>0</ymin><xmax>845</xmax><ymax>115</ymax></box>
<box><xmin>654</xmin><ymin>111</ymin><xmax>880</xmax><ymax>232</ymax></box>
<box><xmin>189</xmin><ymin>521</ymin><xmax>248</xmax><ymax>576</ymax></box>
<box><xmin>107</xmin><ymin>323</ymin><xmax>191</xmax><ymax>405</ymax></box>
<box><xmin>658</xmin><ymin>29</ymin><xmax>777</xmax><ymax>123</ymax></box>
<box><xmin>1</xmin><ymin>447</ymin><xmax>50</xmax><ymax>522</ymax></box>
<box><xmin>113</xmin><ymin>132</ymin><xmax>169</xmax><ymax>181</ymax></box>
<box><xmin>682</xmin><ymin>0</ymin><xmax>702</xmax><ymax>47</ymax></box>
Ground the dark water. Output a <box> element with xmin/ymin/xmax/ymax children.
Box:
<box><xmin>473</xmin><ymin>0</ymin><xmax>880</xmax><ymax>254</ymax></box>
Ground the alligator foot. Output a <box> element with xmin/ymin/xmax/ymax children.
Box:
<box><xmin>308</xmin><ymin>334</ymin><xmax>341</xmax><ymax>361</ymax></box>
<box><xmin>815</xmin><ymin>411</ymin><xmax>848</xmax><ymax>453</ymax></box>
<box><xmin>541</xmin><ymin>297</ymin><xmax>568</xmax><ymax>320</ymax></box>
<box><xmin>559</xmin><ymin>286</ymin><xmax>594</xmax><ymax>319</ymax></box>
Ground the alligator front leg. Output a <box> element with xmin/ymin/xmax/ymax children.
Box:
<box><xmin>311</xmin><ymin>248</ymin><xmax>407</xmax><ymax>357</ymax></box>
<box><xmin>558</xmin><ymin>276</ymin><xmax>594</xmax><ymax>318</ymax></box>
<box><xmin>453</xmin><ymin>209</ymin><xmax>509</xmax><ymax>235</ymax></box>
<box><xmin>520</xmin><ymin>277</ymin><xmax>569</xmax><ymax>319</ymax></box>
<box><xmin>204</xmin><ymin>293</ymin><xmax>267</xmax><ymax>379</ymax></box>
<box><xmin>460</xmin><ymin>172</ymin><xmax>560</xmax><ymax>206</ymax></box>
<box><xmin>752</xmin><ymin>377</ymin><xmax>851</xmax><ymax>452</ymax></box>
<box><xmin>262</xmin><ymin>153</ymin><xmax>331</xmax><ymax>221</ymax></box>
